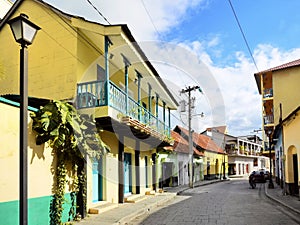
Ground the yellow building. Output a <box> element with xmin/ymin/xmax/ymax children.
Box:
<box><xmin>254</xmin><ymin>59</ymin><xmax>300</xmax><ymax>195</ymax></box>
<box><xmin>0</xmin><ymin>0</ymin><xmax>178</xmax><ymax>224</ymax></box>
<box><xmin>173</xmin><ymin>126</ymin><xmax>228</xmax><ymax>180</ymax></box>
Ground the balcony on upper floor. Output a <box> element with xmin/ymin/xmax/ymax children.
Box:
<box><xmin>76</xmin><ymin>80</ymin><xmax>171</xmax><ymax>140</ymax></box>
<box><xmin>263</xmin><ymin>88</ymin><xmax>273</xmax><ymax>99</ymax></box>
<box><xmin>263</xmin><ymin>115</ymin><xmax>274</xmax><ymax>127</ymax></box>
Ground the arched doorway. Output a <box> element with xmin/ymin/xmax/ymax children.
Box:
<box><xmin>287</xmin><ymin>146</ymin><xmax>299</xmax><ymax>195</ymax></box>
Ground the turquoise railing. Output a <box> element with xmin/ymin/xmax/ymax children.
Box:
<box><xmin>263</xmin><ymin>88</ymin><xmax>273</xmax><ymax>99</ymax></box>
<box><xmin>77</xmin><ymin>80</ymin><xmax>106</xmax><ymax>108</ymax></box>
<box><xmin>77</xmin><ymin>80</ymin><xmax>170</xmax><ymax>137</ymax></box>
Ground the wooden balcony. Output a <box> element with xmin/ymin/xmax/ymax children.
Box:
<box><xmin>263</xmin><ymin>88</ymin><xmax>273</xmax><ymax>99</ymax></box>
<box><xmin>264</xmin><ymin>115</ymin><xmax>274</xmax><ymax>126</ymax></box>
<box><xmin>76</xmin><ymin>80</ymin><xmax>171</xmax><ymax>139</ymax></box>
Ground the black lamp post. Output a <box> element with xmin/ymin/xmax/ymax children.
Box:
<box><xmin>7</xmin><ymin>14</ymin><xmax>40</xmax><ymax>225</ymax></box>
<box><xmin>266</xmin><ymin>128</ymin><xmax>274</xmax><ymax>189</ymax></box>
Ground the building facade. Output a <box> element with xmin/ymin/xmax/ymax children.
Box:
<box><xmin>225</xmin><ymin>134</ymin><xmax>267</xmax><ymax>177</ymax></box>
<box><xmin>175</xmin><ymin>126</ymin><xmax>228</xmax><ymax>180</ymax></box>
<box><xmin>254</xmin><ymin>59</ymin><xmax>300</xmax><ymax>195</ymax></box>
<box><xmin>0</xmin><ymin>0</ymin><xmax>178</xmax><ymax>224</ymax></box>
<box><xmin>203</xmin><ymin>126</ymin><xmax>266</xmax><ymax>178</ymax></box>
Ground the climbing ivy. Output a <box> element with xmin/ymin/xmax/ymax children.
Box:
<box><xmin>31</xmin><ymin>100</ymin><xmax>109</xmax><ymax>224</ymax></box>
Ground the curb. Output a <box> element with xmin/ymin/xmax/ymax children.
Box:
<box><xmin>114</xmin><ymin>179</ymin><xmax>227</xmax><ymax>225</ymax></box>
<box><xmin>264</xmin><ymin>183</ymin><xmax>300</xmax><ymax>216</ymax></box>
<box><xmin>114</xmin><ymin>193</ymin><xmax>177</xmax><ymax>225</ymax></box>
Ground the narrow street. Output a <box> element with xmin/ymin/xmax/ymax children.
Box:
<box><xmin>129</xmin><ymin>179</ymin><xmax>300</xmax><ymax>225</ymax></box>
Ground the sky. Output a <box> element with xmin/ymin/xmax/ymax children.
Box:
<box><xmin>8</xmin><ymin>0</ymin><xmax>300</xmax><ymax>136</ymax></box>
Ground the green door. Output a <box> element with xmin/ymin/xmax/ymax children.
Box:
<box><xmin>124</xmin><ymin>153</ymin><xmax>132</xmax><ymax>194</ymax></box>
<box><xmin>92</xmin><ymin>159</ymin><xmax>103</xmax><ymax>202</ymax></box>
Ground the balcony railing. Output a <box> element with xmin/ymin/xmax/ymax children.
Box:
<box><xmin>264</xmin><ymin>115</ymin><xmax>274</xmax><ymax>125</ymax></box>
<box><xmin>77</xmin><ymin>80</ymin><xmax>170</xmax><ymax>137</ymax></box>
<box><xmin>263</xmin><ymin>88</ymin><xmax>273</xmax><ymax>99</ymax></box>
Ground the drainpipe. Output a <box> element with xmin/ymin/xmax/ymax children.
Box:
<box><xmin>280</xmin><ymin>103</ymin><xmax>287</xmax><ymax>195</ymax></box>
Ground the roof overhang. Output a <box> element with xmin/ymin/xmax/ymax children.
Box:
<box><xmin>71</xmin><ymin>18</ymin><xmax>178</xmax><ymax>109</ymax></box>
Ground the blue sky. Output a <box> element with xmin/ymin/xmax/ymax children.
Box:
<box><xmin>165</xmin><ymin>0</ymin><xmax>300</xmax><ymax>67</ymax></box>
<box><xmin>6</xmin><ymin>0</ymin><xmax>300</xmax><ymax>136</ymax></box>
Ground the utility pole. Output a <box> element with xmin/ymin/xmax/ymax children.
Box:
<box><xmin>181</xmin><ymin>86</ymin><xmax>202</xmax><ymax>188</ymax></box>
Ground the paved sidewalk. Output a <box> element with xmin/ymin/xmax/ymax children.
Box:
<box><xmin>264</xmin><ymin>181</ymin><xmax>300</xmax><ymax>216</ymax></box>
<box><xmin>75</xmin><ymin>192</ymin><xmax>177</xmax><ymax>225</ymax></box>
<box><xmin>75</xmin><ymin>179</ymin><xmax>225</xmax><ymax>225</ymax></box>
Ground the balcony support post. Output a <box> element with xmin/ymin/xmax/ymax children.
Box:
<box><xmin>168</xmin><ymin>107</ymin><xmax>171</xmax><ymax>137</ymax></box>
<box><xmin>163</xmin><ymin>102</ymin><xmax>166</xmax><ymax>120</ymax></box>
<box><xmin>155</xmin><ymin>93</ymin><xmax>159</xmax><ymax>130</ymax></box>
<box><xmin>151</xmin><ymin>153</ymin><xmax>157</xmax><ymax>192</ymax></box>
<box><xmin>122</xmin><ymin>54</ymin><xmax>131</xmax><ymax>114</ymax></box>
<box><xmin>148</xmin><ymin>83</ymin><xmax>152</xmax><ymax>121</ymax></box>
<box><xmin>163</xmin><ymin>101</ymin><xmax>166</xmax><ymax>131</ymax></box>
<box><xmin>125</xmin><ymin>65</ymin><xmax>129</xmax><ymax>114</ymax></box>
<box><xmin>136</xmin><ymin>70</ymin><xmax>142</xmax><ymax>120</ymax></box>
<box><xmin>104</xmin><ymin>36</ymin><xmax>112</xmax><ymax>105</ymax></box>
<box><xmin>118</xmin><ymin>135</ymin><xmax>125</xmax><ymax>203</ymax></box>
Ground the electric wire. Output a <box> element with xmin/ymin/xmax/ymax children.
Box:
<box><xmin>141</xmin><ymin>0</ymin><xmax>163</xmax><ymax>40</ymax></box>
<box><xmin>227</xmin><ymin>0</ymin><xmax>259</xmax><ymax>72</ymax></box>
<box><xmin>141</xmin><ymin>0</ymin><xmax>209</xmax><ymax>132</ymax></box>
<box><xmin>39</xmin><ymin>4</ymin><xmax>122</xmax><ymax>72</ymax></box>
<box><xmin>85</xmin><ymin>0</ymin><xmax>111</xmax><ymax>25</ymax></box>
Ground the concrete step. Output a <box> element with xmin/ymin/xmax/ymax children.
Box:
<box><xmin>88</xmin><ymin>201</ymin><xmax>118</xmax><ymax>214</ymax></box>
<box><xmin>145</xmin><ymin>190</ymin><xmax>156</xmax><ymax>195</ymax></box>
<box><xmin>124</xmin><ymin>194</ymin><xmax>148</xmax><ymax>203</ymax></box>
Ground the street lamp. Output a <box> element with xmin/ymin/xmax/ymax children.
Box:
<box><xmin>7</xmin><ymin>14</ymin><xmax>40</xmax><ymax>225</ymax></box>
<box><xmin>266</xmin><ymin>128</ymin><xmax>274</xmax><ymax>189</ymax></box>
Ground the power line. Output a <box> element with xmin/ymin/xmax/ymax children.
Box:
<box><xmin>141</xmin><ymin>0</ymin><xmax>163</xmax><ymax>40</ymax></box>
<box><xmin>227</xmin><ymin>0</ymin><xmax>259</xmax><ymax>72</ymax></box>
<box><xmin>85</xmin><ymin>0</ymin><xmax>111</xmax><ymax>25</ymax></box>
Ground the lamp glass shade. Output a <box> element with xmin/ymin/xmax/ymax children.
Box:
<box><xmin>8</xmin><ymin>14</ymin><xmax>40</xmax><ymax>46</ymax></box>
<box><xmin>22</xmin><ymin>21</ymin><xmax>39</xmax><ymax>44</ymax></box>
<box><xmin>9</xmin><ymin>19</ymin><xmax>22</xmax><ymax>42</ymax></box>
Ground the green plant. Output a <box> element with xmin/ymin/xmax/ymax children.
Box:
<box><xmin>31</xmin><ymin>100</ymin><xmax>109</xmax><ymax>224</ymax></box>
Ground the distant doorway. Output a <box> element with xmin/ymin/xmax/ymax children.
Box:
<box><xmin>162</xmin><ymin>162</ymin><xmax>173</xmax><ymax>187</ymax></box>
<box><xmin>293</xmin><ymin>154</ymin><xmax>299</xmax><ymax>195</ymax></box>
<box><xmin>92</xmin><ymin>159</ymin><xmax>103</xmax><ymax>202</ymax></box>
<box><xmin>124</xmin><ymin>153</ymin><xmax>132</xmax><ymax>195</ymax></box>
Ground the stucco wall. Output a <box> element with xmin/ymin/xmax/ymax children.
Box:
<box><xmin>283</xmin><ymin>114</ymin><xmax>300</xmax><ymax>184</ymax></box>
<box><xmin>273</xmin><ymin>67</ymin><xmax>300</xmax><ymax>123</ymax></box>
<box><xmin>0</xmin><ymin>102</ymin><xmax>54</xmax><ymax>202</ymax></box>
<box><xmin>0</xmin><ymin>101</ymin><xmax>75</xmax><ymax>224</ymax></box>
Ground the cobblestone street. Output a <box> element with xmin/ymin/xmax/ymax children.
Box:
<box><xmin>129</xmin><ymin>180</ymin><xmax>300</xmax><ymax>225</ymax></box>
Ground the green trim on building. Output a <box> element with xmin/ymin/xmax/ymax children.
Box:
<box><xmin>0</xmin><ymin>97</ymin><xmax>38</xmax><ymax>112</ymax></box>
<box><xmin>0</xmin><ymin>193</ymin><xmax>76</xmax><ymax>225</ymax></box>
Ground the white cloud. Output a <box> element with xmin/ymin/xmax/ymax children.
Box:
<box><xmin>45</xmin><ymin>0</ymin><xmax>208</xmax><ymax>40</ymax></box>
<box><xmin>189</xmin><ymin>41</ymin><xmax>300</xmax><ymax>136</ymax></box>
<box><xmin>254</xmin><ymin>44</ymin><xmax>300</xmax><ymax>71</ymax></box>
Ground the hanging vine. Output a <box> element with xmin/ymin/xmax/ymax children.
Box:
<box><xmin>31</xmin><ymin>100</ymin><xmax>109</xmax><ymax>224</ymax></box>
